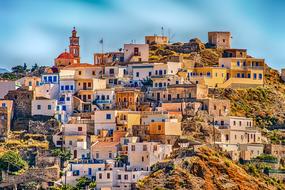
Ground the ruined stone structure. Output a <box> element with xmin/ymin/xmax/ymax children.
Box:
<box><xmin>0</xmin><ymin>167</ymin><xmax>60</xmax><ymax>188</ymax></box>
<box><xmin>208</xmin><ymin>31</ymin><xmax>231</xmax><ymax>49</ymax></box>
<box><xmin>5</xmin><ymin>88</ymin><xmax>34</xmax><ymax>119</ymax></box>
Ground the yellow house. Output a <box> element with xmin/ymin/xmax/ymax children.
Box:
<box><xmin>115</xmin><ymin>88</ymin><xmax>144</xmax><ymax>111</ymax></box>
<box><xmin>149</xmin><ymin>121</ymin><xmax>182</xmax><ymax>136</ymax></box>
<box><xmin>218</xmin><ymin>56</ymin><xmax>265</xmax><ymax>88</ymax></box>
<box><xmin>182</xmin><ymin>67</ymin><xmax>228</xmax><ymax>88</ymax></box>
<box><xmin>116</xmin><ymin>111</ymin><xmax>141</xmax><ymax>132</ymax></box>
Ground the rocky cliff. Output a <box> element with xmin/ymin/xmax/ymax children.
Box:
<box><xmin>137</xmin><ymin>146</ymin><xmax>284</xmax><ymax>190</ymax></box>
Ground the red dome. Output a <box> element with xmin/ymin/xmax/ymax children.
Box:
<box><xmin>57</xmin><ymin>52</ymin><xmax>74</xmax><ymax>59</ymax></box>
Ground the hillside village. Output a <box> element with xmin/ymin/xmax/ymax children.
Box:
<box><xmin>0</xmin><ymin>28</ymin><xmax>285</xmax><ymax>190</ymax></box>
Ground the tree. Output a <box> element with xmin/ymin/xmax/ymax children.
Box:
<box><xmin>0</xmin><ymin>151</ymin><xmax>28</xmax><ymax>175</ymax></box>
<box><xmin>11</xmin><ymin>65</ymin><xmax>25</xmax><ymax>73</ymax></box>
<box><xmin>31</xmin><ymin>63</ymin><xmax>39</xmax><ymax>72</ymax></box>
<box><xmin>23</xmin><ymin>63</ymin><xmax>27</xmax><ymax>71</ymax></box>
<box><xmin>75</xmin><ymin>176</ymin><xmax>96</xmax><ymax>190</ymax></box>
<box><xmin>75</xmin><ymin>176</ymin><xmax>91</xmax><ymax>189</ymax></box>
<box><xmin>52</xmin><ymin>148</ymin><xmax>72</xmax><ymax>169</ymax></box>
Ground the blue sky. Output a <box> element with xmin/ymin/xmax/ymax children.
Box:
<box><xmin>0</xmin><ymin>0</ymin><xmax>284</xmax><ymax>70</ymax></box>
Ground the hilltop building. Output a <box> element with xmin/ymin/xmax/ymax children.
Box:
<box><xmin>208</xmin><ymin>31</ymin><xmax>231</xmax><ymax>49</ymax></box>
<box><xmin>145</xmin><ymin>35</ymin><xmax>169</xmax><ymax>45</ymax></box>
<box><xmin>55</xmin><ymin>27</ymin><xmax>80</xmax><ymax>67</ymax></box>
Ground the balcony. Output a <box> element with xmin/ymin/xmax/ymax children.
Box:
<box><xmin>93</xmin><ymin>99</ymin><xmax>112</xmax><ymax>104</ymax></box>
<box><xmin>60</xmin><ymin>75</ymin><xmax>75</xmax><ymax>80</ymax></box>
<box><xmin>230</xmin><ymin>66</ymin><xmax>264</xmax><ymax>70</ymax></box>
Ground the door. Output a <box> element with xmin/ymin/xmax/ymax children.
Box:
<box><xmin>157</xmin><ymin>93</ymin><xmax>160</xmax><ymax>101</ymax></box>
<box><xmin>83</xmin><ymin>82</ymin><xmax>87</xmax><ymax>90</ymax></box>
<box><xmin>74</xmin><ymin>150</ymin><xmax>77</xmax><ymax>159</ymax></box>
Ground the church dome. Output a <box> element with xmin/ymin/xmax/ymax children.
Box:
<box><xmin>57</xmin><ymin>52</ymin><xmax>74</xmax><ymax>59</ymax></box>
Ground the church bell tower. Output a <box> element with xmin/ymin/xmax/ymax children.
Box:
<box><xmin>69</xmin><ymin>27</ymin><xmax>80</xmax><ymax>63</ymax></box>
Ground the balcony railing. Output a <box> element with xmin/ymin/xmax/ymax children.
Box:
<box><xmin>95</xmin><ymin>99</ymin><xmax>112</xmax><ymax>104</ymax></box>
<box><xmin>60</xmin><ymin>75</ymin><xmax>75</xmax><ymax>79</ymax></box>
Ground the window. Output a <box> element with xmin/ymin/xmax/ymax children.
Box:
<box><xmin>53</xmin><ymin>76</ymin><xmax>57</xmax><ymax>82</ymax></box>
<box><xmin>142</xmin><ymin>156</ymin><xmax>144</xmax><ymax>162</ymax></box>
<box><xmin>70</xmin><ymin>85</ymin><xmax>74</xmax><ymax>90</ymax></box>
<box><xmin>44</xmin><ymin>76</ymin><xmax>47</xmax><ymax>82</ymax></box>
<box><xmin>88</xmin><ymin>82</ymin><xmax>91</xmax><ymax>87</ymax></box>
<box><xmin>136</xmin><ymin>72</ymin><xmax>139</xmax><ymax>77</ymax></box>
<box><xmin>148</xmin><ymin>72</ymin><xmax>152</xmax><ymax>76</ymax></box>
<box><xmin>48</xmin><ymin>76</ymin><xmax>53</xmax><ymax>82</ymax></box>
<box><xmin>118</xmin><ymin>175</ymin><xmax>121</xmax><ymax>180</ymax></box>
<box><xmin>233</xmin><ymin>121</ymin><xmax>236</xmax><ymax>125</ymax></box>
<box><xmin>237</xmin><ymin>61</ymin><xmax>240</xmax><ymax>66</ymax></box>
<box><xmin>133</xmin><ymin>175</ymin><xmax>135</xmax><ymax>179</ymax></box>
<box><xmin>109</xmin><ymin>152</ymin><xmax>112</xmax><ymax>158</ymax></box>
<box><xmin>69</xmin><ymin>141</ymin><xmax>72</xmax><ymax>145</ymax></box>
<box><xmin>29</xmin><ymin>81</ymin><xmax>32</xmax><ymax>86</ymax></box>
<box><xmin>92</xmin><ymin>71</ymin><xmax>95</xmax><ymax>75</ymax></box>
<box><xmin>131</xmin><ymin>145</ymin><xmax>135</xmax><ymax>151</ymax></box>
<box><xmin>158</xmin><ymin>125</ymin><xmax>161</xmax><ymax>130</ymax></box>
<box><xmin>61</xmin><ymin>86</ymin><xmax>64</xmax><ymax>90</ymax></box>
<box><xmin>78</xmin><ymin>71</ymin><xmax>82</xmax><ymax>75</ymax></box>
<box><xmin>106</xmin><ymin>114</ymin><xmax>111</xmax><ymax>120</ymax></box>
<box><xmin>207</xmin><ymin>72</ymin><xmax>211</xmax><ymax>77</ymax></box>
<box><xmin>134</xmin><ymin>47</ymin><xmax>139</xmax><ymax>56</ymax></box>
<box><xmin>248</xmin><ymin>73</ymin><xmax>251</xmax><ymax>78</ymax></box>
<box><xmin>37</xmin><ymin>105</ymin><xmax>41</xmax><ymax>110</ymax></box>
<box><xmin>164</xmin><ymin>70</ymin><xmax>166</xmax><ymax>74</ymax></box>
<box><xmin>254</xmin><ymin>73</ymin><xmax>257</xmax><ymax>79</ymax></box>
<box><xmin>2</xmin><ymin>103</ymin><xmax>6</xmax><ymax>107</ymax></box>
<box><xmin>96</xmin><ymin>152</ymin><xmax>99</xmax><ymax>158</ymax></box>
<box><xmin>48</xmin><ymin>105</ymin><xmax>52</xmax><ymax>110</ymax></box>
<box><xmin>62</xmin><ymin>105</ymin><xmax>66</xmax><ymax>111</ymax></box>
<box><xmin>259</xmin><ymin>74</ymin><xmax>262</xmax><ymax>80</ymax></box>
<box><xmin>78</xmin><ymin>127</ymin><xmax>82</xmax><ymax>131</ymax></box>
<box><xmin>66</xmin><ymin>97</ymin><xmax>70</xmax><ymax>101</ymax></box>
<box><xmin>65</xmin><ymin>85</ymin><xmax>70</xmax><ymax>90</ymax></box>
<box><xmin>143</xmin><ymin>145</ymin><xmax>147</xmax><ymax>151</ymax></box>
<box><xmin>214</xmin><ymin>105</ymin><xmax>217</xmax><ymax>110</ymax></box>
<box><xmin>237</xmin><ymin>73</ymin><xmax>241</xmax><ymax>78</ymax></box>
<box><xmin>107</xmin><ymin>173</ymin><xmax>110</xmax><ymax>179</ymax></box>
<box><xmin>88</xmin><ymin>95</ymin><xmax>91</xmax><ymax>99</ymax></box>
<box><xmin>99</xmin><ymin>173</ymin><xmax>102</xmax><ymax>179</ymax></box>
<box><xmin>88</xmin><ymin>168</ymin><xmax>92</xmax><ymax>176</ymax></box>
<box><xmin>226</xmin><ymin>135</ymin><xmax>229</xmax><ymax>141</ymax></box>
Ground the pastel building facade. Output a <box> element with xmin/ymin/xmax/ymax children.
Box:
<box><xmin>124</xmin><ymin>44</ymin><xmax>149</xmax><ymax>62</ymax></box>
<box><xmin>128</xmin><ymin>142</ymin><xmax>172</xmax><ymax>171</ymax></box>
<box><xmin>31</xmin><ymin>99</ymin><xmax>57</xmax><ymax>117</ymax></box>
<box><xmin>145</xmin><ymin>35</ymin><xmax>169</xmax><ymax>45</ymax></box>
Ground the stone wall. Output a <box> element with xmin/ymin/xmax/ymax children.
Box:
<box><xmin>0</xmin><ymin>167</ymin><xmax>60</xmax><ymax>188</ymax></box>
<box><xmin>0</xmin><ymin>107</ymin><xmax>9</xmax><ymax>140</ymax></box>
<box><xmin>5</xmin><ymin>88</ymin><xmax>34</xmax><ymax>119</ymax></box>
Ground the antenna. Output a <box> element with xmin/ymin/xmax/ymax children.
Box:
<box><xmin>161</xmin><ymin>26</ymin><xmax>164</xmax><ymax>36</ymax></box>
